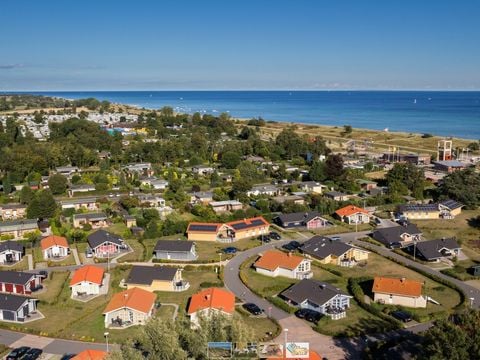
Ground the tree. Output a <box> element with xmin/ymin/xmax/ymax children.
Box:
<box><xmin>48</xmin><ymin>174</ymin><xmax>68</xmax><ymax>195</ymax></box>
<box><xmin>2</xmin><ymin>173</ymin><xmax>13</xmax><ymax>194</ymax></box>
<box><xmin>19</xmin><ymin>185</ymin><xmax>34</xmax><ymax>204</ymax></box>
<box><xmin>325</xmin><ymin>154</ymin><xmax>345</xmax><ymax>180</ymax></box>
<box><xmin>341</xmin><ymin>124</ymin><xmax>353</xmax><ymax>136</ymax></box>
<box><xmin>438</xmin><ymin>168</ymin><xmax>480</xmax><ymax>209</ymax></box>
<box><xmin>27</xmin><ymin>189</ymin><xmax>57</xmax><ymax>218</ymax></box>
<box><xmin>386</xmin><ymin>163</ymin><xmax>425</xmax><ymax>199</ymax></box>
<box><xmin>309</xmin><ymin>160</ymin><xmax>327</xmax><ymax>181</ymax></box>
<box><xmin>220</xmin><ymin>150</ymin><xmax>241</xmax><ymax>169</ymax></box>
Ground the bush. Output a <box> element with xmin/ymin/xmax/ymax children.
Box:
<box><xmin>266</xmin><ymin>296</ymin><xmax>296</xmax><ymax>314</ymax></box>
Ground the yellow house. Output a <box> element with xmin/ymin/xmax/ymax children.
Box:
<box><xmin>398</xmin><ymin>200</ymin><xmax>463</xmax><ymax>220</ymax></box>
<box><xmin>300</xmin><ymin>235</ymin><xmax>369</xmax><ymax>267</ymax></box>
<box><xmin>125</xmin><ymin>265</ymin><xmax>190</xmax><ymax>292</ymax></box>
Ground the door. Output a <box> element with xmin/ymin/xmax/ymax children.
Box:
<box><xmin>23</xmin><ymin>304</ymin><xmax>29</xmax><ymax>317</ymax></box>
<box><xmin>3</xmin><ymin>310</ymin><xmax>15</xmax><ymax>321</ymax></box>
<box><xmin>5</xmin><ymin>253</ymin><xmax>12</xmax><ymax>263</ymax></box>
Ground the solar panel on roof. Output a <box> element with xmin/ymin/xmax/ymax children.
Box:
<box><xmin>250</xmin><ymin>219</ymin><xmax>266</xmax><ymax>226</ymax></box>
<box><xmin>230</xmin><ymin>223</ymin><xmax>248</xmax><ymax>230</ymax></box>
<box><xmin>189</xmin><ymin>224</ymin><xmax>218</xmax><ymax>232</ymax></box>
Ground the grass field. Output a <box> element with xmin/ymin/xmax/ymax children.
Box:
<box><xmin>0</xmin><ymin>257</ymin><xmax>28</xmax><ymax>271</ymax></box>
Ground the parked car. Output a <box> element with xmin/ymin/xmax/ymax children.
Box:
<box><xmin>269</xmin><ymin>231</ymin><xmax>281</xmax><ymax>240</ymax></box>
<box><xmin>6</xmin><ymin>347</ymin><xmax>30</xmax><ymax>360</ymax></box>
<box><xmin>295</xmin><ymin>308</ymin><xmax>321</xmax><ymax>323</ymax></box>
<box><xmin>330</xmin><ymin>236</ymin><xmax>341</xmax><ymax>241</ymax></box>
<box><xmin>37</xmin><ymin>270</ymin><xmax>48</xmax><ymax>279</ymax></box>
<box><xmin>31</xmin><ymin>284</ymin><xmax>43</xmax><ymax>292</ymax></box>
<box><xmin>243</xmin><ymin>303</ymin><xmax>263</xmax><ymax>315</ymax></box>
<box><xmin>259</xmin><ymin>235</ymin><xmax>271</xmax><ymax>243</ymax></box>
<box><xmin>391</xmin><ymin>310</ymin><xmax>413</xmax><ymax>323</ymax></box>
<box><xmin>282</xmin><ymin>241</ymin><xmax>300</xmax><ymax>251</ymax></box>
<box><xmin>22</xmin><ymin>348</ymin><xmax>43</xmax><ymax>360</ymax></box>
<box><xmin>85</xmin><ymin>249</ymin><xmax>93</xmax><ymax>258</ymax></box>
<box><xmin>60</xmin><ymin>355</ymin><xmax>76</xmax><ymax>360</ymax></box>
<box><xmin>223</xmin><ymin>247</ymin><xmax>238</xmax><ymax>254</ymax></box>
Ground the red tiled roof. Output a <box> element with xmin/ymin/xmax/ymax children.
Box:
<box><xmin>70</xmin><ymin>265</ymin><xmax>104</xmax><ymax>286</ymax></box>
<box><xmin>40</xmin><ymin>235</ymin><xmax>69</xmax><ymax>251</ymax></box>
<box><xmin>254</xmin><ymin>250</ymin><xmax>305</xmax><ymax>271</ymax></box>
<box><xmin>225</xmin><ymin>216</ymin><xmax>269</xmax><ymax>230</ymax></box>
<box><xmin>267</xmin><ymin>350</ymin><xmax>322</xmax><ymax>360</ymax></box>
<box><xmin>103</xmin><ymin>287</ymin><xmax>156</xmax><ymax>314</ymax></box>
<box><xmin>372</xmin><ymin>276</ymin><xmax>423</xmax><ymax>297</ymax></box>
<box><xmin>335</xmin><ymin>205</ymin><xmax>369</xmax><ymax>217</ymax></box>
<box><xmin>187</xmin><ymin>287</ymin><xmax>235</xmax><ymax>315</ymax></box>
<box><xmin>72</xmin><ymin>349</ymin><xmax>107</xmax><ymax>360</ymax></box>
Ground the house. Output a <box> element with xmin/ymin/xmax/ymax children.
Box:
<box><xmin>356</xmin><ymin>179</ymin><xmax>378</xmax><ymax>192</ymax></box>
<box><xmin>153</xmin><ymin>240</ymin><xmax>197</xmax><ymax>261</ymax></box>
<box><xmin>125</xmin><ymin>266</ymin><xmax>189</xmax><ymax>292</ymax></box>
<box><xmin>186</xmin><ymin>217</ymin><xmax>270</xmax><ymax>243</ymax></box>
<box><xmin>59</xmin><ymin>197</ymin><xmax>98</xmax><ymax>211</ymax></box>
<box><xmin>433</xmin><ymin>160</ymin><xmax>467</xmax><ymax>173</ymax></box>
<box><xmin>68</xmin><ymin>184</ymin><xmax>96</xmax><ymax>197</ymax></box>
<box><xmin>191</xmin><ymin>165</ymin><xmax>215</xmax><ymax>176</ymax></box>
<box><xmin>325</xmin><ymin>191</ymin><xmax>350</xmax><ymax>201</ymax></box>
<box><xmin>190</xmin><ymin>191</ymin><xmax>214</xmax><ymax>205</ymax></box>
<box><xmin>139</xmin><ymin>177</ymin><xmax>169</xmax><ymax>190</ymax></box>
<box><xmin>73</xmin><ymin>213</ymin><xmax>108</xmax><ymax>229</ymax></box>
<box><xmin>0</xmin><ymin>241</ymin><xmax>24</xmax><ymax>265</ymax></box>
<box><xmin>334</xmin><ymin>205</ymin><xmax>370</xmax><ymax>224</ymax></box>
<box><xmin>55</xmin><ymin>166</ymin><xmax>80</xmax><ymax>177</ymax></box>
<box><xmin>246</xmin><ymin>185</ymin><xmax>280</xmax><ymax>197</ymax></box>
<box><xmin>0</xmin><ymin>271</ymin><xmax>43</xmax><ymax>295</ymax></box>
<box><xmin>72</xmin><ymin>349</ymin><xmax>108</xmax><ymax>360</ymax></box>
<box><xmin>372</xmin><ymin>277</ymin><xmax>426</xmax><ymax>308</ymax></box>
<box><xmin>254</xmin><ymin>250</ymin><xmax>312</xmax><ymax>279</ymax></box>
<box><xmin>300</xmin><ymin>236</ymin><xmax>369</xmax><ymax>267</ymax></box>
<box><xmin>0</xmin><ymin>294</ymin><xmax>38</xmax><ymax>323</ymax></box>
<box><xmin>122</xmin><ymin>163</ymin><xmax>154</xmax><ymax>177</ymax></box>
<box><xmin>438</xmin><ymin>199</ymin><xmax>464</xmax><ymax>218</ymax></box>
<box><xmin>267</xmin><ymin>351</ymin><xmax>322</xmax><ymax>360</ymax></box>
<box><xmin>372</xmin><ymin>223</ymin><xmax>422</xmax><ymax>248</ymax></box>
<box><xmin>273</xmin><ymin>212</ymin><xmax>330</xmax><ymax>229</ymax></box>
<box><xmin>397</xmin><ymin>199</ymin><xmax>463</xmax><ymax>220</ymax></box>
<box><xmin>0</xmin><ymin>203</ymin><xmax>27</xmax><ymax>220</ymax></box>
<box><xmin>70</xmin><ymin>265</ymin><xmax>105</xmax><ymax>297</ymax></box>
<box><xmin>103</xmin><ymin>287</ymin><xmax>156</xmax><ymax>328</ymax></box>
<box><xmin>123</xmin><ymin>214</ymin><xmax>137</xmax><ymax>228</ymax></box>
<box><xmin>209</xmin><ymin>200</ymin><xmax>243</xmax><ymax>214</ymax></box>
<box><xmin>137</xmin><ymin>194</ymin><xmax>165</xmax><ymax>207</ymax></box>
<box><xmin>272</xmin><ymin>195</ymin><xmax>305</xmax><ymax>205</ymax></box>
<box><xmin>471</xmin><ymin>265</ymin><xmax>480</xmax><ymax>277</ymax></box>
<box><xmin>40</xmin><ymin>235</ymin><xmax>70</xmax><ymax>260</ymax></box>
<box><xmin>87</xmin><ymin>230</ymin><xmax>127</xmax><ymax>258</ymax></box>
<box><xmin>410</xmin><ymin>238</ymin><xmax>461</xmax><ymax>262</ymax></box>
<box><xmin>187</xmin><ymin>288</ymin><xmax>235</xmax><ymax>327</ymax></box>
<box><xmin>280</xmin><ymin>279</ymin><xmax>351</xmax><ymax>320</ymax></box>
<box><xmin>0</xmin><ymin>219</ymin><xmax>39</xmax><ymax>239</ymax></box>
<box><xmin>299</xmin><ymin>181</ymin><xmax>326</xmax><ymax>194</ymax></box>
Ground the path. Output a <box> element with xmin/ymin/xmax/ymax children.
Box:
<box><xmin>26</xmin><ymin>254</ymin><xmax>34</xmax><ymax>270</ymax></box>
<box><xmin>71</xmin><ymin>248</ymin><xmax>81</xmax><ymax>266</ymax></box>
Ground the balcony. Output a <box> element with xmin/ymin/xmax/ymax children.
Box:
<box><xmin>296</xmin><ymin>271</ymin><xmax>313</xmax><ymax>280</ymax></box>
<box><xmin>173</xmin><ymin>281</ymin><xmax>190</xmax><ymax>292</ymax></box>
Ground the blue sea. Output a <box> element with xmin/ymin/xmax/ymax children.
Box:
<box><xmin>15</xmin><ymin>91</ymin><xmax>480</xmax><ymax>139</ymax></box>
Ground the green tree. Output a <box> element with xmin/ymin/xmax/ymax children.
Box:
<box><xmin>309</xmin><ymin>160</ymin><xmax>327</xmax><ymax>181</ymax></box>
<box><xmin>220</xmin><ymin>150</ymin><xmax>241</xmax><ymax>169</ymax></box>
<box><xmin>27</xmin><ymin>190</ymin><xmax>57</xmax><ymax>218</ymax></box>
<box><xmin>2</xmin><ymin>173</ymin><xmax>13</xmax><ymax>194</ymax></box>
<box><xmin>48</xmin><ymin>174</ymin><xmax>68</xmax><ymax>195</ymax></box>
<box><xmin>438</xmin><ymin>168</ymin><xmax>480</xmax><ymax>209</ymax></box>
<box><xmin>386</xmin><ymin>163</ymin><xmax>425</xmax><ymax>199</ymax></box>
<box><xmin>19</xmin><ymin>185</ymin><xmax>34</xmax><ymax>204</ymax></box>
<box><xmin>325</xmin><ymin>154</ymin><xmax>345</xmax><ymax>180</ymax></box>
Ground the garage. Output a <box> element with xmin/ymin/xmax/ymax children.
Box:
<box><xmin>2</xmin><ymin>310</ymin><xmax>15</xmax><ymax>321</ymax></box>
<box><xmin>5</xmin><ymin>283</ymin><xmax>13</xmax><ymax>293</ymax></box>
<box><xmin>14</xmin><ymin>284</ymin><xmax>24</xmax><ymax>294</ymax></box>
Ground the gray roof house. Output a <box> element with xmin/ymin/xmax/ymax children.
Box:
<box><xmin>299</xmin><ymin>236</ymin><xmax>369</xmax><ymax>266</ymax></box>
<box><xmin>125</xmin><ymin>266</ymin><xmax>189</xmax><ymax>292</ymax></box>
<box><xmin>273</xmin><ymin>212</ymin><xmax>330</xmax><ymax>229</ymax></box>
<box><xmin>0</xmin><ymin>294</ymin><xmax>38</xmax><ymax>323</ymax></box>
<box><xmin>410</xmin><ymin>238</ymin><xmax>461</xmax><ymax>261</ymax></box>
<box><xmin>280</xmin><ymin>279</ymin><xmax>351</xmax><ymax>320</ymax></box>
<box><xmin>153</xmin><ymin>240</ymin><xmax>197</xmax><ymax>261</ymax></box>
<box><xmin>0</xmin><ymin>241</ymin><xmax>24</xmax><ymax>265</ymax></box>
<box><xmin>372</xmin><ymin>223</ymin><xmax>422</xmax><ymax>248</ymax></box>
<box><xmin>87</xmin><ymin>230</ymin><xmax>126</xmax><ymax>258</ymax></box>
<box><xmin>0</xmin><ymin>219</ymin><xmax>39</xmax><ymax>239</ymax></box>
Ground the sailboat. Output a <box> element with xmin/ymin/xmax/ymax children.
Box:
<box><xmin>413</xmin><ymin>99</ymin><xmax>417</xmax><ymax>104</ymax></box>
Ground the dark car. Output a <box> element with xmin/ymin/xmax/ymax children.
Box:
<box><xmin>6</xmin><ymin>347</ymin><xmax>30</xmax><ymax>360</ymax></box>
<box><xmin>243</xmin><ymin>303</ymin><xmax>263</xmax><ymax>315</ymax></box>
<box><xmin>223</xmin><ymin>247</ymin><xmax>238</xmax><ymax>254</ymax></box>
<box><xmin>391</xmin><ymin>310</ymin><xmax>413</xmax><ymax>323</ymax></box>
<box><xmin>37</xmin><ymin>270</ymin><xmax>48</xmax><ymax>279</ymax></box>
<box><xmin>259</xmin><ymin>235</ymin><xmax>271</xmax><ymax>243</ymax></box>
<box><xmin>282</xmin><ymin>241</ymin><xmax>300</xmax><ymax>251</ymax></box>
<box><xmin>269</xmin><ymin>231</ymin><xmax>281</xmax><ymax>240</ymax></box>
<box><xmin>295</xmin><ymin>309</ymin><xmax>321</xmax><ymax>323</ymax></box>
<box><xmin>31</xmin><ymin>284</ymin><xmax>43</xmax><ymax>292</ymax></box>
<box><xmin>60</xmin><ymin>355</ymin><xmax>77</xmax><ymax>360</ymax></box>
<box><xmin>22</xmin><ymin>348</ymin><xmax>43</xmax><ymax>360</ymax></box>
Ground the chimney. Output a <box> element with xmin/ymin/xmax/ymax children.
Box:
<box><xmin>287</xmin><ymin>252</ymin><xmax>292</xmax><ymax>257</ymax></box>
<box><xmin>400</xmin><ymin>277</ymin><xmax>405</xmax><ymax>283</ymax></box>
<box><xmin>204</xmin><ymin>295</ymin><xmax>210</xmax><ymax>301</ymax></box>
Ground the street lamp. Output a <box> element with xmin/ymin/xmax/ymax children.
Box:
<box><xmin>284</xmin><ymin>328</ymin><xmax>289</xmax><ymax>357</ymax></box>
<box><xmin>104</xmin><ymin>332</ymin><xmax>110</xmax><ymax>353</ymax></box>
<box><xmin>470</xmin><ymin>297</ymin><xmax>475</xmax><ymax>307</ymax></box>
<box><xmin>413</xmin><ymin>239</ymin><xmax>417</xmax><ymax>262</ymax></box>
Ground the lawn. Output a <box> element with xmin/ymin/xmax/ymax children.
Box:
<box><xmin>117</xmin><ymin>239</ymin><xmax>145</xmax><ymax>262</ymax></box>
<box><xmin>235</xmin><ymin>309</ymin><xmax>280</xmax><ymax>342</ymax></box>
<box><xmin>0</xmin><ymin>257</ymin><xmax>28</xmax><ymax>271</ymax></box>
<box><xmin>32</xmin><ymin>248</ymin><xmax>76</xmax><ymax>267</ymax></box>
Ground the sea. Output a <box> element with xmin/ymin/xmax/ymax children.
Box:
<box><xmin>16</xmin><ymin>91</ymin><xmax>480</xmax><ymax>139</ymax></box>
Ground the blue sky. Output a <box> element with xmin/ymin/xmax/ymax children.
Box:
<box><xmin>0</xmin><ymin>0</ymin><xmax>479</xmax><ymax>90</ymax></box>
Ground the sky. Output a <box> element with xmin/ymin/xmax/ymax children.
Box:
<box><xmin>0</xmin><ymin>0</ymin><xmax>479</xmax><ymax>91</ymax></box>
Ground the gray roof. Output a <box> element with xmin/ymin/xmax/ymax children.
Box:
<box><xmin>126</xmin><ymin>266</ymin><xmax>178</xmax><ymax>285</ymax></box>
<box><xmin>434</xmin><ymin>160</ymin><xmax>466</xmax><ymax>167</ymax></box>
<box><xmin>0</xmin><ymin>203</ymin><xmax>27</xmax><ymax>210</ymax></box>
<box><xmin>0</xmin><ymin>294</ymin><xmax>33</xmax><ymax>312</ymax></box>
<box><xmin>398</xmin><ymin>204</ymin><xmax>439</xmax><ymax>213</ymax></box>
<box><xmin>275</xmin><ymin>212</ymin><xmax>326</xmax><ymax>225</ymax></box>
<box><xmin>372</xmin><ymin>224</ymin><xmax>422</xmax><ymax>246</ymax></box>
<box><xmin>414</xmin><ymin>238</ymin><xmax>461</xmax><ymax>260</ymax></box>
<box><xmin>87</xmin><ymin>230</ymin><xmax>123</xmax><ymax>249</ymax></box>
<box><xmin>0</xmin><ymin>271</ymin><xmax>37</xmax><ymax>286</ymax></box>
<box><xmin>281</xmin><ymin>279</ymin><xmax>349</xmax><ymax>307</ymax></box>
<box><xmin>0</xmin><ymin>241</ymin><xmax>24</xmax><ymax>254</ymax></box>
<box><xmin>60</xmin><ymin>197</ymin><xmax>97</xmax><ymax>205</ymax></box>
<box><xmin>325</xmin><ymin>191</ymin><xmax>347</xmax><ymax>197</ymax></box>
<box><xmin>439</xmin><ymin>199</ymin><xmax>464</xmax><ymax>211</ymax></box>
<box><xmin>154</xmin><ymin>240</ymin><xmax>194</xmax><ymax>253</ymax></box>
<box><xmin>0</xmin><ymin>219</ymin><xmax>38</xmax><ymax>232</ymax></box>
<box><xmin>300</xmin><ymin>236</ymin><xmax>353</xmax><ymax>260</ymax></box>
<box><xmin>74</xmin><ymin>213</ymin><xmax>107</xmax><ymax>221</ymax></box>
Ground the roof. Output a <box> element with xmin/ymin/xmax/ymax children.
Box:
<box><xmin>0</xmin><ymin>271</ymin><xmax>37</xmax><ymax>286</ymax></box>
<box><xmin>434</xmin><ymin>160</ymin><xmax>467</xmax><ymax>167</ymax></box>
<box><xmin>226</xmin><ymin>216</ymin><xmax>269</xmax><ymax>231</ymax></box>
<box><xmin>0</xmin><ymin>219</ymin><xmax>38</xmax><ymax>231</ymax></box>
<box><xmin>191</xmin><ymin>191</ymin><xmax>213</xmax><ymax>198</ymax></box>
<box><xmin>0</xmin><ymin>293</ymin><xmax>34</xmax><ymax>312</ymax></box>
<box><xmin>103</xmin><ymin>287</ymin><xmax>156</xmax><ymax>314</ymax></box>
<box><xmin>372</xmin><ymin>224</ymin><xmax>422</xmax><ymax>246</ymax></box>
<box><xmin>126</xmin><ymin>266</ymin><xmax>178</xmax><ymax>285</ymax></box>
<box><xmin>267</xmin><ymin>351</ymin><xmax>321</xmax><ymax>360</ymax></box>
<box><xmin>0</xmin><ymin>240</ymin><xmax>24</xmax><ymax>253</ymax></box>
<box><xmin>0</xmin><ymin>203</ymin><xmax>27</xmax><ymax>210</ymax></box>
<box><xmin>275</xmin><ymin>211</ymin><xmax>325</xmax><ymax>225</ymax></box>
<box><xmin>254</xmin><ymin>250</ymin><xmax>306</xmax><ymax>272</ymax></box>
<box><xmin>70</xmin><ymin>265</ymin><xmax>104</xmax><ymax>286</ymax></box>
<box><xmin>59</xmin><ymin>197</ymin><xmax>97</xmax><ymax>205</ymax></box>
<box><xmin>335</xmin><ymin>205</ymin><xmax>369</xmax><ymax>217</ymax></box>
<box><xmin>154</xmin><ymin>240</ymin><xmax>194</xmax><ymax>253</ymax></box>
<box><xmin>72</xmin><ymin>349</ymin><xmax>108</xmax><ymax>360</ymax></box>
<box><xmin>40</xmin><ymin>235</ymin><xmax>69</xmax><ymax>251</ymax></box>
<box><xmin>325</xmin><ymin>191</ymin><xmax>348</xmax><ymax>197</ymax></box>
<box><xmin>281</xmin><ymin>279</ymin><xmax>349</xmax><ymax>307</ymax></box>
<box><xmin>398</xmin><ymin>203</ymin><xmax>439</xmax><ymax>213</ymax></box>
<box><xmin>74</xmin><ymin>213</ymin><xmax>107</xmax><ymax>221</ymax></box>
<box><xmin>209</xmin><ymin>200</ymin><xmax>242</xmax><ymax>207</ymax></box>
<box><xmin>439</xmin><ymin>199</ymin><xmax>464</xmax><ymax>211</ymax></box>
<box><xmin>414</xmin><ymin>238</ymin><xmax>461</xmax><ymax>260</ymax></box>
<box><xmin>300</xmin><ymin>236</ymin><xmax>355</xmax><ymax>260</ymax></box>
<box><xmin>187</xmin><ymin>287</ymin><xmax>235</xmax><ymax>315</ymax></box>
<box><xmin>87</xmin><ymin>230</ymin><xmax>123</xmax><ymax>249</ymax></box>
<box><xmin>372</xmin><ymin>277</ymin><xmax>423</xmax><ymax>297</ymax></box>
<box><xmin>187</xmin><ymin>222</ymin><xmax>222</xmax><ymax>233</ymax></box>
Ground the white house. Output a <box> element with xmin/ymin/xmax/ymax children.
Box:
<box><xmin>40</xmin><ymin>236</ymin><xmax>70</xmax><ymax>260</ymax></box>
<box><xmin>187</xmin><ymin>288</ymin><xmax>235</xmax><ymax>328</ymax></box>
<box><xmin>70</xmin><ymin>265</ymin><xmax>105</xmax><ymax>298</ymax></box>
<box><xmin>254</xmin><ymin>250</ymin><xmax>312</xmax><ymax>279</ymax></box>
